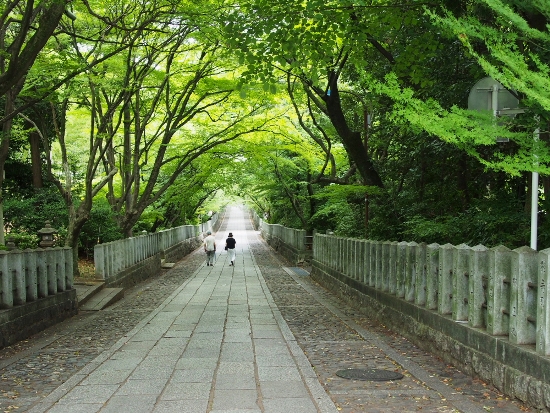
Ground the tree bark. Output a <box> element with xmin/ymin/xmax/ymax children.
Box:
<box><xmin>0</xmin><ymin>0</ymin><xmax>69</xmax><ymax>97</ymax></box>
<box><xmin>29</xmin><ymin>131</ymin><xmax>43</xmax><ymax>189</ymax></box>
<box><xmin>322</xmin><ymin>73</ymin><xmax>384</xmax><ymax>188</ymax></box>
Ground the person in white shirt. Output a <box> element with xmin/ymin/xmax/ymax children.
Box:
<box><xmin>204</xmin><ymin>231</ymin><xmax>216</xmax><ymax>266</ymax></box>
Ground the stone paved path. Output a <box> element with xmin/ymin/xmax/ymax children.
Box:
<box><xmin>0</xmin><ymin>206</ymin><xmax>535</xmax><ymax>412</ymax></box>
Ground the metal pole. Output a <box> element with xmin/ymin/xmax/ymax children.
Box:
<box><xmin>492</xmin><ymin>84</ymin><xmax>499</xmax><ymax>117</ymax></box>
<box><xmin>531</xmin><ymin>170</ymin><xmax>538</xmax><ymax>250</ymax></box>
<box><xmin>531</xmin><ymin>127</ymin><xmax>540</xmax><ymax>250</ymax></box>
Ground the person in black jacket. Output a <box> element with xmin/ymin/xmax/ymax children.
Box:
<box><xmin>225</xmin><ymin>232</ymin><xmax>236</xmax><ymax>266</ymax></box>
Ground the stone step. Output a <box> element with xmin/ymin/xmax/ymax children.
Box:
<box><xmin>74</xmin><ymin>282</ymin><xmax>105</xmax><ymax>306</ymax></box>
<box><xmin>79</xmin><ymin>288</ymin><xmax>124</xmax><ymax>311</ymax></box>
<box><xmin>161</xmin><ymin>259</ymin><xmax>175</xmax><ymax>269</ymax></box>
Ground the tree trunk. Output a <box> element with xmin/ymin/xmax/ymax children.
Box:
<box><xmin>30</xmin><ymin>131</ymin><xmax>43</xmax><ymax>189</ymax></box>
<box><xmin>323</xmin><ymin>76</ymin><xmax>384</xmax><ymax>188</ymax></box>
<box><xmin>64</xmin><ymin>202</ymin><xmax>91</xmax><ymax>277</ymax></box>
<box><xmin>0</xmin><ymin>89</ymin><xmax>17</xmax><ymax>245</ymax></box>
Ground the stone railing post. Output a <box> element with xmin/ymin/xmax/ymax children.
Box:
<box><xmin>36</xmin><ymin>249</ymin><xmax>47</xmax><ymax>298</ymax></box>
<box><xmin>415</xmin><ymin>243</ymin><xmax>427</xmax><ymax>306</ymax></box>
<box><xmin>330</xmin><ymin>235</ymin><xmax>337</xmax><ymax>270</ymax></box>
<box><xmin>388</xmin><ymin>241</ymin><xmax>398</xmax><ymax>295</ymax></box>
<box><xmin>426</xmin><ymin>243</ymin><xmax>440</xmax><ymax>310</ymax></box>
<box><xmin>405</xmin><ymin>242</ymin><xmax>418</xmax><ymax>302</ymax></box>
<box><xmin>469</xmin><ymin>245</ymin><xmax>489</xmax><ymax>328</ymax></box>
<box><xmin>46</xmin><ymin>248</ymin><xmax>58</xmax><ymax>293</ymax></box>
<box><xmin>55</xmin><ymin>247</ymin><xmax>66</xmax><ymax>292</ymax></box>
<box><xmin>487</xmin><ymin>245</ymin><xmax>513</xmax><ymax>336</ymax></box>
<box><xmin>358</xmin><ymin>240</ymin><xmax>369</xmax><ymax>284</ymax></box>
<box><xmin>353</xmin><ymin>239</ymin><xmax>361</xmax><ymax>281</ymax></box>
<box><xmin>537</xmin><ymin>247</ymin><xmax>550</xmax><ymax>355</ymax></box>
<box><xmin>438</xmin><ymin>244</ymin><xmax>455</xmax><ymax>315</ymax></box>
<box><xmin>381</xmin><ymin>241</ymin><xmax>391</xmax><ymax>292</ymax></box>
<box><xmin>361</xmin><ymin>240</ymin><xmax>368</xmax><ymax>284</ymax></box>
<box><xmin>0</xmin><ymin>251</ymin><xmax>12</xmax><ymax>308</ymax></box>
<box><xmin>452</xmin><ymin>244</ymin><xmax>471</xmax><ymax>321</ymax></box>
<box><xmin>65</xmin><ymin>248</ymin><xmax>73</xmax><ymax>290</ymax></box>
<box><xmin>510</xmin><ymin>246</ymin><xmax>538</xmax><ymax>345</ymax></box>
<box><xmin>362</xmin><ymin>240</ymin><xmax>370</xmax><ymax>285</ymax></box>
<box><xmin>10</xmin><ymin>251</ymin><xmax>25</xmax><ymax>305</ymax></box>
<box><xmin>337</xmin><ymin>237</ymin><xmax>344</xmax><ymax>274</ymax></box>
<box><xmin>368</xmin><ymin>241</ymin><xmax>377</xmax><ymax>287</ymax></box>
<box><xmin>344</xmin><ymin>238</ymin><xmax>351</xmax><ymax>277</ymax></box>
<box><xmin>25</xmin><ymin>249</ymin><xmax>38</xmax><ymax>302</ymax></box>
<box><xmin>375</xmin><ymin>241</ymin><xmax>384</xmax><ymax>290</ymax></box>
<box><xmin>396</xmin><ymin>241</ymin><xmax>407</xmax><ymax>298</ymax></box>
<box><xmin>94</xmin><ymin>244</ymin><xmax>105</xmax><ymax>280</ymax></box>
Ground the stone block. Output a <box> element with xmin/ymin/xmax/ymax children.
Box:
<box><xmin>426</xmin><ymin>243</ymin><xmax>439</xmax><ymax>310</ymax></box>
<box><xmin>438</xmin><ymin>244</ymin><xmax>454</xmax><ymax>315</ymax></box>
<box><xmin>396</xmin><ymin>241</ymin><xmax>407</xmax><ymax>298</ymax></box>
<box><xmin>452</xmin><ymin>244</ymin><xmax>470</xmax><ymax>321</ymax></box>
<box><xmin>405</xmin><ymin>242</ymin><xmax>418</xmax><ymax>302</ymax></box>
<box><xmin>538</xmin><ymin>248</ymin><xmax>550</xmax><ymax>355</ymax></box>
<box><xmin>469</xmin><ymin>245</ymin><xmax>489</xmax><ymax>328</ymax></box>
<box><xmin>0</xmin><ymin>289</ymin><xmax>77</xmax><ymax>349</ymax></box>
<box><xmin>388</xmin><ymin>241</ymin><xmax>398</xmax><ymax>295</ymax></box>
<box><xmin>510</xmin><ymin>246</ymin><xmax>537</xmax><ymax>345</ymax></box>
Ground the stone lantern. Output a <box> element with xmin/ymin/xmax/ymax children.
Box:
<box><xmin>38</xmin><ymin>221</ymin><xmax>57</xmax><ymax>248</ymax></box>
<box><xmin>5</xmin><ymin>236</ymin><xmax>17</xmax><ymax>251</ymax></box>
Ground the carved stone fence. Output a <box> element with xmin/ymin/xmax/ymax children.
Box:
<box><xmin>311</xmin><ymin>234</ymin><xmax>550</xmax><ymax>410</ymax></box>
<box><xmin>94</xmin><ymin>212</ymin><xmax>221</xmax><ymax>288</ymax></box>
<box><xmin>251</xmin><ymin>210</ymin><xmax>310</xmax><ymax>265</ymax></box>
<box><xmin>0</xmin><ymin>247</ymin><xmax>77</xmax><ymax>348</ymax></box>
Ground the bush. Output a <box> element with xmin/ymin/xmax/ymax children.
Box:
<box><xmin>79</xmin><ymin>200</ymin><xmax>122</xmax><ymax>258</ymax></box>
<box><xmin>4</xmin><ymin>186</ymin><xmax>68</xmax><ymax>239</ymax></box>
<box><xmin>5</xmin><ymin>232</ymin><xmax>39</xmax><ymax>250</ymax></box>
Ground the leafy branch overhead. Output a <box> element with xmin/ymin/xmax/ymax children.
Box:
<box><xmin>3</xmin><ymin>0</ymin><xmax>550</xmax><ymax>260</ymax></box>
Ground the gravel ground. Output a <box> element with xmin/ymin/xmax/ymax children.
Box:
<box><xmin>0</xmin><ymin>215</ymin><xmax>536</xmax><ymax>413</ymax></box>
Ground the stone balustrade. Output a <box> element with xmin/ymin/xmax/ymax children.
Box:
<box><xmin>94</xmin><ymin>225</ymin><xmax>198</xmax><ymax>281</ymax></box>
<box><xmin>0</xmin><ymin>247</ymin><xmax>76</xmax><ymax>348</ymax></box>
<box><xmin>312</xmin><ymin>235</ymin><xmax>550</xmax><ymax>351</ymax></box>
<box><xmin>0</xmin><ymin>247</ymin><xmax>73</xmax><ymax>309</ymax></box>
<box><xmin>214</xmin><ymin>211</ymin><xmax>550</xmax><ymax>406</ymax></box>
<box><xmin>250</xmin><ymin>211</ymin><xmax>309</xmax><ymax>264</ymax></box>
<box><xmin>94</xmin><ymin>212</ymin><xmax>220</xmax><ymax>286</ymax></box>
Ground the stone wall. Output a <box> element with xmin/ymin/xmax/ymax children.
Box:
<box><xmin>0</xmin><ymin>289</ymin><xmax>77</xmax><ymax>348</ymax></box>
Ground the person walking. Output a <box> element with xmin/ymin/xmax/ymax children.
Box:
<box><xmin>225</xmin><ymin>232</ymin><xmax>236</xmax><ymax>266</ymax></box>
<box><xmin>204</xmin><ymin>231</ymin><xmax>216</xmax><ymax>266</ymax></box>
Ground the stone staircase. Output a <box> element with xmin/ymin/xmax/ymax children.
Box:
<box><xmin>75</xmin><ymin>281</ymin><xmax>124</xmax><ymax>311</ymax></box>
<box><xmin>74</xmin><ymin>258</ymin><xmax>176</xmax><ymax>311</ymax></box>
